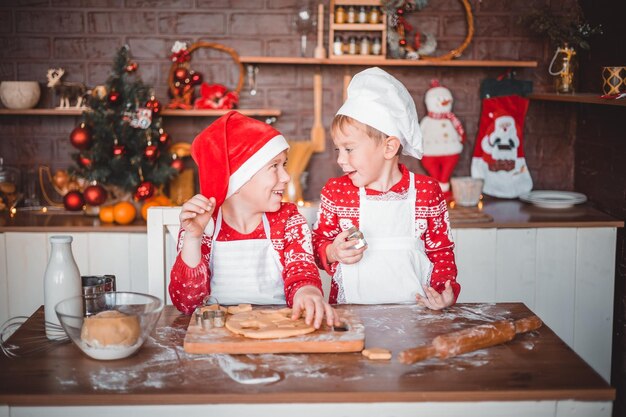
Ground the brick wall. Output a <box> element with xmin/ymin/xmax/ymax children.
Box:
<box><xmin>0</xmin><ymin>0</ymin><xmax>576</xmax><ymax>201</ymax></box>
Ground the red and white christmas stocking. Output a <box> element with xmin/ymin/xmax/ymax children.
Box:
<box><xmin>471</xmin><ymin>95</ymin><xmax>533</xmax><ymax>198</ymax></box>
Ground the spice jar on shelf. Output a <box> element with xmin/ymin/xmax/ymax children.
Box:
<box><xmin>346</xmin><ymin>6</ymin><xmax>356</xmax><ymax>23</ymax></box>
<box><xmin>369</xmin><ymin>7</ymin><xmax>381</xmax><ymax>24</ymax></box>
<box><xmin>372</xmin><ymin>36</ymin><xmax>383</xmax><ymax>55</ymax></box>
<box><xmin>335</xmin><ymin>5</ymin><xmax>346</xmax><ymax>24</ymax></box>
<box><xmin>357</xmin><ymin>6</ymin><xmax>368</xmax><ymax>23</ymax></box>
<box><xmin>347</xmin><ymin>36</ymin><xmax>358</xmax><ymax>55</ymax></box>
<box><xmin>360</xmin><ymin>36</ymin><xmax>371</xmax><ymax>55</ymax></box>
<box><xmin>333</xmin><ymin>35</ymin><xmax>344</xmax><ymax>56</ymax></box>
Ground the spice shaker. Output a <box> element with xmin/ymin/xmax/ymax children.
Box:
<box><xmin>333</xmin><ymin>35</ymin><xmax>344</xmax><ymax>56</ymax></box>
<box><xmin>346</xmin><ymin>226</ymin><xmax>367</xmax><ymax>249</ymax></box>
<box><xmin>335</xmin><ymin>5</ymin><xmax>346</xmax><ymax>24</ymax></box>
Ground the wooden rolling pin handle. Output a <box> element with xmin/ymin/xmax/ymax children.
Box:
<box><xmin>398</xmin><ymin>345</ymin><xmax>437</xmax><ymax>364</ymax></box>
<box><xmin>514</xmin><ymin>315</ymin><xmax>542</xmax><ymax>334</ymax></box>
<box><xmin>317</xmin><ymin>4</ymin><xmax>324</xmax><ymax>47</ymax></box>
<box><xmin>433</xmin><ymin>320</ymin><xmax>516</xmax><ymax>359</ymax></box>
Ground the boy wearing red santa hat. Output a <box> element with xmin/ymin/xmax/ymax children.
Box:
<box><xmin>312</xmin><ymin>67</ymin><xmax>459</xmax><ymax>309</ymax></box>
<box><xmin>169</xmin><ymin>111</ymin><xmax>338</xmax><ymax>328</ymax></box>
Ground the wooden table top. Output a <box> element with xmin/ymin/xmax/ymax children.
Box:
<box><xmin>0</xmin><ymin>303</ymin><xmax>614</xmax><ymax>406</ymax></box>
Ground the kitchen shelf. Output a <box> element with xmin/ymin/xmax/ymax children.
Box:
<box><xmin>528</xmin><ymin>93</ymin><xmax>626</xmax><ymax>107</ymax></box>
<box><xmin>331</xmin><ymin>23</ymin><xmax>385</xmax><ymax>31</ymax></box>
<box><xmin>0</xmin><ymin>108</ymin><xmax>282</xmax><ymax>116</ymax></box>
<box><xmin>240</xmin><ymin>56</ymin><xmax>538</xmax><ymax>68</ymax></box>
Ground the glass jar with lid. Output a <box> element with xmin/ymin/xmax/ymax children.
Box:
<box><xmin>347</xmin><ymin>36</ymin><xmax>358</xmax><ymax>55</ymax></box>
<box><xmin>335</xmin><ymin>6</ymin><xmax>346</xmax><ymax>24</ymax></box>
<box><xmin>372</xmin><ymin>36</ymin><xmax>383</xmax><ymax>55</ymax></box>
<box><xmin>359</xmin><ymin>36</ymin><xmax>371</xmax><ymax>55</ymax></box>
<box><xmin>357</xmin><ymin>6</ymin><xmax>368</xmax><ymax>23</ymax></box>
<box><xmin>333</xmin><ymin>35</ymin><xmax>344</xmax><ymax>56</ymax></box>
<box><xmin>346</xmin><ymin>6</ymin><xmax>356</xmax><ymax>23</ymax></box>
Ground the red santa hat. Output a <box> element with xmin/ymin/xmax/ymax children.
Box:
<box><xmin>191</xmin><ymin>111</ymin><xmax>289</xmax><ymax>211</ymax></box>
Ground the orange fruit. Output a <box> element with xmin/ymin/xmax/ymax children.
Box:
<box><xmin>141</xmin><ymin>200</ymin><xmax>160</xmax><ymax>221</ymax></box>
<box><xmin>113</xmin><ymin>201</ymin><xmax>137</xmax><ymax>225</ymax></box>
<box><xmin>152</xmin><ymin>194</ymin><xmax>173</xmax><ymax>206</ymax></box>
<box><xmin>98</xmin><ymin>205</ymin><xmax>115</xmax><ymax>223</ymax></box>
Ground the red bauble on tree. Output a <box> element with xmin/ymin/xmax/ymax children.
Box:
<box><xmin>83</xmin><ymin>184</ymin><xmax>107</xmax><ymax>206</ymax></box>
<box><xmin>170</xmin><ymin>157</ymin><xmax>184</xmax><ymax>172</ymax></box>
<box><xmin>174</xmin><ymin>67</ymin><xmax>189</xmax><ymax>81</ymax></box>
<box><xmin>108</xmin><ymin>91</ymin><xmax>121</xmax><ymax>104</ymax></box>
<box><xmin>189</xmin><ymin>71</ymin><xmax>203</xmax><ymax>85</ymax></box>
<box><xmin>78</xmin><ymin>155</ymin><xmax>92</xmax><ymax>168</ymax></box>
<box><xmin>70</xmin><ymin>123</ymin><xmax>92</xmax><ymax>150</ymax></box>
<box><xmin>158</xmin><ymin>131</ymin><xmax>171</xmax><ymax>146</ymax></box>
<box><xmin>144</xmin><ymin>144</ymin><xmax>159</xmax><ymax>161</ymax></box>
<box><xmin>112</xmin><ymin>144</ymin><xmax>126</xmax><ymax>156</ymax></box>
<box><xmin>63</xmin><ymin>190</ymin><xmax>85</xmax><ymax>211</ymax></box>
<box><xmin>125</xmin><ymin>62</ymin><xmax>138</xmax><ymax>72</ymax></box>
<box><xmin>134</xmin><ymin>181</ymin><xmax>155</xmax><ymax>201</ymax></box>
<box><xmin>145</xmin><ymin>96</ymin><xmax>161</xmax><ymax>114</ymax></box>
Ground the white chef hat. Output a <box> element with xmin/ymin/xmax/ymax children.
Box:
<box><xmin>336</xmin><ymin>67</ymin><xmax>423</xmax><ymax>159</ymax></box>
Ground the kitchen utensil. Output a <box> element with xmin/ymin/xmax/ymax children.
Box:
<box><xmin>450</xmin><ymin>176</ymin><xmax>484</xmax><ymax>206</ymax></box>
<box><xmin>0</xmin><ymin>316</ymin><xmax>68</xmax><ymax>358</ymax></box>
<box><xmin>314</xmin><ymin>3</ymin><xmax>326</xmax><ymax>58</ymax></box>
<box><xmin>519</xmin><ymin>190</ymin><xmax>587</xmax><ymax>209</ymax></box>
<box><xmin>285</xmin><ymin>140</ymin><xmax>315</xmax><ymax>202</ymax></box>
<box><xmin>294</xmin><ymin>2</ymin><xmax>315</xmax><ymax>57</ymax></box>
<box><xmin>398</xmin><ymin>315</ymin><xmax>542</xmax><ymax>364</ymax></box>
<box><xmin>184</xmin><ymin>307</ymin><xmax>364</xmax><ymax>354</ymax></box>
<box><xmin>311</xmin><ymin>69</ymin><xmax>325</xmax><ymax>151</ymax></box>
<box><xmin>55</xmin><ymin>291</ymin><xmax>163</xmax><ymax>360</ymax></box>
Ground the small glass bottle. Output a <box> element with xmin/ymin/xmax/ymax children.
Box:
<box><xmin>357</xmin><ymin>6</ymin><xmax>368</xmax><ymax>23</ymax></box>
<box><xmin>334</xmin><ymin>6</ymin><xmax>346</xmax><ymax>24</ymax></box>
<box><xmin>359</xmin><ymin>36</ymin><xmax>371</xmax><ymax>55</ymax></box>
<box><xmin>43</xmin><ymin>235</ymin><xmax>82</xmax><ymax>340</ymax></box>
<box><xmin>369</xmin><ymin>7</ymin><xmax>381</xmax><ymax>24</ymax></box>
<box><xmin>346</xmin><ymin>6</ymin><xmax>356</xmax><ymax>23</ymax></box>
<box><xmin>333</xmin><ymin>35</ymin><xmax>344</xmax><ymax>56</ymax></box>
<box><xmin>347</xmin><ymin>36</ymin><xmax>358</xmax><ymax>55</ymax></box>
<box><xmin>372</xmin><ymin>36</ymin><xmax>382</xmax><ymax>55</ymax></box>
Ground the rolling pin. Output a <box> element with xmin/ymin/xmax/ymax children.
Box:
<box><xmin>398</xmin><ymin>315</ymin><xmax>542</xmax><ymax>364</ymax></box>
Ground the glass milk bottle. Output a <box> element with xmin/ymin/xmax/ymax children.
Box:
<box><xmin>43</xmin><ymin>235</ymin><xmax>82</xmax><ymax>340</ymax></box>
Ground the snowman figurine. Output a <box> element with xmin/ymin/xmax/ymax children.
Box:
<box><xmin>419</xmin><ymin>80</ymin><xmax>465</xmax><ymax>200</ymax></box>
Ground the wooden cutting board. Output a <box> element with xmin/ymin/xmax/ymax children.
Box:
<box><xmin>184</xmin><ymin>308</ymin><xmax>365</xmax><ymax>354</ymax></box>
<box><xmin>449</xmin><ymin>206</ymin><xmax>494</xmax><ymax>223</ymax></box>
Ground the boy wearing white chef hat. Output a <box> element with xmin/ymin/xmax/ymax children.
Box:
<box><xmin>169</xmin><ymin>111</ymin><xmax>339</xmax><ymax>329</ymax></box>
<box><xmin>312</xmin><ymin>67</ymin><xmax>460</xmax><ymax>310</ymax></box>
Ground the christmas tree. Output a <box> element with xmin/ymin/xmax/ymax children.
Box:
<box><xmin>68</xmin><ymin>45</ymin><xmax>177</xmax><ymax>205</ymax></box>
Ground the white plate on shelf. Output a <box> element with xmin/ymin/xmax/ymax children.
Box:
<box><xmin>519</xmin><ymin>190</ymin><xmax>587</xmax><ymax>209</ymax></box>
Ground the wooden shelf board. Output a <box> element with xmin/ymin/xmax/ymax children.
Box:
<box><xmin>528</xmin><ymin>92</ymin><xmax>626</xmax><ymax>107</ymax></box>
<box><xmin>334</xmin><ymin>0</ymin><xmax>382</xmax><ymax>5</ymax></box>
<box><xmin>0</xmin><ymin>108</ymin><xmax>282</xmax><ymax>117</ymax></box>
<box><xmin>240</xmin><ymin>56</ymin><xmax>538</xmax><ymax>67</ymax></box>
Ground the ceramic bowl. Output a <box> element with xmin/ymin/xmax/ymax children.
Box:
<box><xmin>55</xmin><ymin>292</ymin><xmax>163</xmax><ymax>360</ymax></box>
<box><xmin>0</xmin><ymin>81</ymin><xmax>41</xmax><ymax>109</ymax></box>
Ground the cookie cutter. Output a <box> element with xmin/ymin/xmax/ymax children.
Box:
<box><xmin>346</xmin><ymin>226</ymin><xmax>367</xmax><ymax>249</ymax></box>
<box><xmin>202</xmin><ymin>310</ymin><xmax>215</xmax><ymax>330</ymax></box>
<box><xmin>213</xmin><ymin>310</ymin><xmax>226</xmax><ymax>328</ymax></box>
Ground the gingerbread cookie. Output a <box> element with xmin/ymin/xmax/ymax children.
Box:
<box><xmin>225</xmin><ymin>308</ymin><xmax>316</xmax><ymax>340</ymax></box>
<box><xmin>362</xmin><ymin>347</ymin><xmax>392</xmax><ymax>360</ymax></box>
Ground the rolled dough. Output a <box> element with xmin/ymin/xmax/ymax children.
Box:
<box><xmin>225</xmin><ymin>308</ymin><xmax>316</xmax><ymax>339</ymax></box>
<box><xmin>80</xmin><ymin>310</ymin><xmax>140</xmax><ymax>347</ymax></box>
<box><xmin>362</xmin><ymin>347</ymin><xmax>392</xmax><ymax>360</ymax></box>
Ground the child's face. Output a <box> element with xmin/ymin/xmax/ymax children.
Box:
<box><xmin>333</xmin><ymin>123</ymin><xmax>386</xmax><ymax>188</ymax></box>
<box><xmin>237</xmin><ymin>150</ymin><xmax>290</xmax><ymax>213</ymax></box>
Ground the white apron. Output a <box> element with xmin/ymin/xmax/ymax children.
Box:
<box><xmin>209</xmin><ymin>210</ymin><xmax>285</xmax><ymax>305</ymax></box>
<box><xmin>341</xmin><ymin>172</ymin><xmax>432</xmax><ymax>304</ymax></box>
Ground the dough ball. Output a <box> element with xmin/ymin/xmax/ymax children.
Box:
<box><xmin>81</xmin><ymin>310</ymin><xmax>140</xmax><ymax>347</ymax></box>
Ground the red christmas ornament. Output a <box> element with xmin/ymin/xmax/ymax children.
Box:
<box><xmin>174</xmin><ymin>67</ymin><xmax>189</xmax><ymax>81</ymax></box>
<box><xmin>170</xmin><ymin>158</ymin><xmax>184</xmax><ymax>172</ymax></box>
<box><xmin>134</xmin><ymin>181</ymin><xmax>155</xmax><ymax>201</ymax></box>
<box><xmin>397</xmin><ymin>8</ymin><xmax>404</xmax><ymax>15</ymax></box>
<box><xmin>190</xmin><ymin>71</ymin><xmax>203</xmax><ymax>85</ymax></box>
<box><xmin>125</xmin><ymin>62</ymin><xmax>138</xmax><ymax>72</ymax></box>
<box><xmin>145</xmin><ymin>96</ymin><xmax>161</xmax><ymax>114</ymax></box>
<box><xmin>108</xmin><ymin>91</ymin><xmax>121</xmax><ymax>104</ymax></box>
<box><xmin>112</xmin><ymin>144</ymin><xmax>126</xmax><ymax>156</ymax></box>
<box><xmin>69</xmin><ymin>124</ymin><xmax>92</xmax><ymax>150</ymax></box>
<box><xmin>144</xmin><ymin>144</ymin><xmax>159</xmax><ymax>161</ymax></box>
<box><xmin>63</xmin><ymin>190</ymin><xmax>85</xmax><ymax>211</ymax></box>
<box><xmin>399</xmin><ymin>38</ymin><xmax>407</xmax><ymax>46</ymax></box>
<box><xmin>158</xmin><ymin>131</ymin><xmax>171</xmax><ymax>146</ymax></box>
<box><xmin>78</xmin><ymin>155</ymin><xmax>92</xmax><ymax>168</ymax></box>
<box><xmin>83</xmin><ymin>184</ymin><xmax>107</xmax><ymax>206</ymax></box>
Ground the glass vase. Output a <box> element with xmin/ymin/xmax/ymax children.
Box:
<box><xmin>549</xmin><ymin>44</ymin><xmax>577</xmax><ymax>94</ymax></box>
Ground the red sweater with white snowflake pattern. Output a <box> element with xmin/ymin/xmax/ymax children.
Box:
<box><xmin>169</xmin><ymin>203</ymin><xmax>323</xmax><ymax>315</ymax></box>
<box><xmin>312</xmin><ymin>164</ymin><xmax>459</xmax><ymax>304</ymax></box>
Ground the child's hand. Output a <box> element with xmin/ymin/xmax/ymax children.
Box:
<box><xmin>292</xmin><ymin>286</ymin><xmax>342</xmax><ymax>329</ymax></box>
<box><xmin>416</xmin><ymin>280</ymin><xmax>455</xmax><ymax>310</ymax></box>
<box><xmin>326</xmin><ymin>229</ymin><xmax>367</xmax><ymax>265</ymax></box>
<box><xmin>180</xmin><ymin>194</ymin><xmax>215</xmax><ymax>238</ymax></box>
